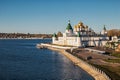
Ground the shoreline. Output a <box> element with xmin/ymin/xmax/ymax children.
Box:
<box><xmin>39</xmin><ymin>43</ymin><xmax>110</xmax><ymax>80</ymax></box>
<box><xmin>0</xmin><ymin>38</ymin><xmax>51</xmax><ymax>39</ymax></box>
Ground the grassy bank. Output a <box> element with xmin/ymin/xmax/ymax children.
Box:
<box><xmin>111</xmin><ymin>52</ymin><xmax>120</xmax><ymax>58</ymax></box>
<box><xmin>104</xmin><ymin>58</ymin><xmax>120</xmax><ymax>63</ymax></box>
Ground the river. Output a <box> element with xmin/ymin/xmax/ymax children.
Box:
<box><xmin>0</xmin><ymin>39</ymin><xmax>94</xmax><ymax>80</ymax></box>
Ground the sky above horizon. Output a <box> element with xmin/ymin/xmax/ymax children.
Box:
<box><xmin>0</xmin><ymin>0</ymin><xmax>120</xmax><ymax>34</ymax></box>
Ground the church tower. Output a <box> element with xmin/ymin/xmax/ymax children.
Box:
<box><xmin>101</xmin><ymin>25</ymin><xmax>107</xmax><ymax>35</ymax></box>
<box><xmin>65</xmin><ymin>20</ymin><xmax>73</xmax><ymax>34</ymax></box>
<box><xmin>52</xmin><ymin>33</ymin><xmax>57</xmax><ymax>44</ymax></box>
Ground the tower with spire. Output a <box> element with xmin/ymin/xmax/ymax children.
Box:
<box><xmin>101</xmin><ymin>25</ymin><xmax>107</xmax><ymax>35</ymax></box>
<box><xmin>52</xmin><ymin>33</ymin><xmax>57</xmax><ymax>44</ymax></box>
<box><xmin>65</xmin><ymin>20</ymin><xmax>73</xmax><ymax>34</ymax></box>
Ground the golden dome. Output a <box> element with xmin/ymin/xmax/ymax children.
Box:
<box><xmin>85</xmin><ymin>25</ymin><xmax>88</xmax><ymax>29</ymax></box>
<box><xmin>74</xmin><ymin>21</ymin><xmax>86</xmax><ymax>29</ymax></box>
<box><xmin>77</xmin><ymin>22</ymin><xmax>85</xmax><ymax>28</ymax></box>
<box><xmin>74</xmin><ymin>25</ymin><xmax>77</xmax><ymax>29</ymax></box>
<box><xmin>77</xmin><ymin>25</ymin><xmax>80</xmax><ymax>28</ymax></box>
<box><xmin>83</xmin><ymin>25</ymin><xmax>85</xmax><ymax>28</ymax></box>
<box><xmin>78</xmin><ymin>22</ymin><xmax>83</xmax><ymax>26</ymax></box>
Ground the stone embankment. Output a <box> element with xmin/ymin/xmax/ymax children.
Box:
<box><xmin>37</xmin><ymin>43</ymin><xmax>111</xmax><ymax>80</ymax></box>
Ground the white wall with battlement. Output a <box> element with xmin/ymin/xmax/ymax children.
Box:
<box><xmin>52</xmin><ymin>21</ymin><xmax>109</xmax><ymax>47</ymax></box>
<box><xmin>53</xmin><ymin>36</ymin><xmax>108</xmax><ymax>47</ymax></box>
<box><xmin>53</xmin><ymin>37</ymin><xmax>80</xmax><ymax>46</ymax></box>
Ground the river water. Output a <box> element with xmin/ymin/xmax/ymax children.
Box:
<box><xmin>0</xmin><ymin>39</ymin><xmax>94</xmax><ymax>80</ymax></box>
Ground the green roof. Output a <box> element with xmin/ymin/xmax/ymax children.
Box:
<box><xmin>66</xmin><ymin>23</ymin><xmax>73</xmax><ymax>30</ymax></box>
<box><xmin>52</xmin><ymin>33</ymin><xmax>57</xmax><ymax>37</ymax></box>
<box><xmin>103</xmin><ymin>25</ymin><xmax>106</xmax><ymax>31</ymax></box>
<box><xmin>77</xmin><ymin>32</ymin><xmax>81</xmax><ymax>37</ymax></box>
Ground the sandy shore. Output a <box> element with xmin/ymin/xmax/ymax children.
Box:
<box><xmin>47</xmin><ymin>46</ymin><xmax>109</xmax><ymax>80</ymax></box>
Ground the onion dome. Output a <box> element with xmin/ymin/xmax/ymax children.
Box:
<box><xmin>52</xmin><ymin>33</ymin><xmax>57</xmax><ymax>37</ymax></box>
<box><xmin>78</xmin><ymin>22</ymin><xmax>83</xmax><ymax>26</ymax></box>
<box><xmin>78</xmin><ymin>22</ymin><xmax>85</xmax><ymax>28</ymax></box>
<box><xmin>74</xmin><ymin>25</ymin><xmax>77</xmax><ymax>31</ymax></box>
<box><xmin>77</xmin><ymin>25</ymin><xmax>80</xmax><ymax>28</ymax></box>
<box><xmin>85</xmin><ymin>25</ymin><xmax>88</xmax><ymax>29</ymax></box>
<box><xmin>88</xmin><ymin>28</ymin><xmax>93</xmax><ymax>32</ymax></box>
<box><xmin>74</xmin><ymin>25</ymin><xmax>77</xmax><ymax>29</ymax></box>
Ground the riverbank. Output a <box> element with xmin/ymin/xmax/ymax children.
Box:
<box><xmin>38</xmin><ymin>43</ymin><xmax>110</xmax><ymax>80</ymax></box>
<box><xmin>69</xmin><ymin>48</ymin><xmax>120</xmax><ymax>80</ymax></box>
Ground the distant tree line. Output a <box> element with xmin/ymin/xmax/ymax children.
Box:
<box><xmin>107</xmin><ymin>29</ymin><xmax>120</xmax><ymax>37</ymax></box>
<box><xmin>2</xmin><ymin>29</ymin><xmax>120</xmax><ymax>39</ymax></box>
<box><xmin>0</xmin><ymin>33</ymin><xmax>52</xmax><ymax>38</ymax></box>
<box><xmin>57</xmin><ymin>31</ymin><xmax>63</xmax><ymax>37</ymax></box>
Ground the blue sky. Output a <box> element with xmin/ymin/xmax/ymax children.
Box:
<box><xmin>0</xmin><ymin>0</ymin><xmax>120</xmax><ymax>34</ymax></box>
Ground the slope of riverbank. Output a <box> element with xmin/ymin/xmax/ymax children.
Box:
<box><xmin>48</xmin><ymin>47</ymin><xmax>110</xmax><ymax>80</ymax></box>
<box><xmin>38</xmin><ymin>43</ymin><xmax>110</xmax><ymax>80</ymax></box>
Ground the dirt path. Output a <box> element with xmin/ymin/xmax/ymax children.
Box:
<box><xmin>73</xmin><ymin>48</ymin><xmax>120</xmax><ymax>66</ymax></box>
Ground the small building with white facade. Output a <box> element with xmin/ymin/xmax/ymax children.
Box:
<box><xmin>52</xmin><ymin>21</ymin><xmax>109</xmax><ymax>47</ymax></box>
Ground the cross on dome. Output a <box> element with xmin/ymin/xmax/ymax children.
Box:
<box><xmin>68</xmin><ymin>20</ymin><xmax>70</xmax><ymax>23</ymax></box>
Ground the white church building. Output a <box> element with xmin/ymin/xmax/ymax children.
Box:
<box><xmin>52</xmin><ymin>21</ymin><xmax>109</xmax><ymax>47</ymax></box>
